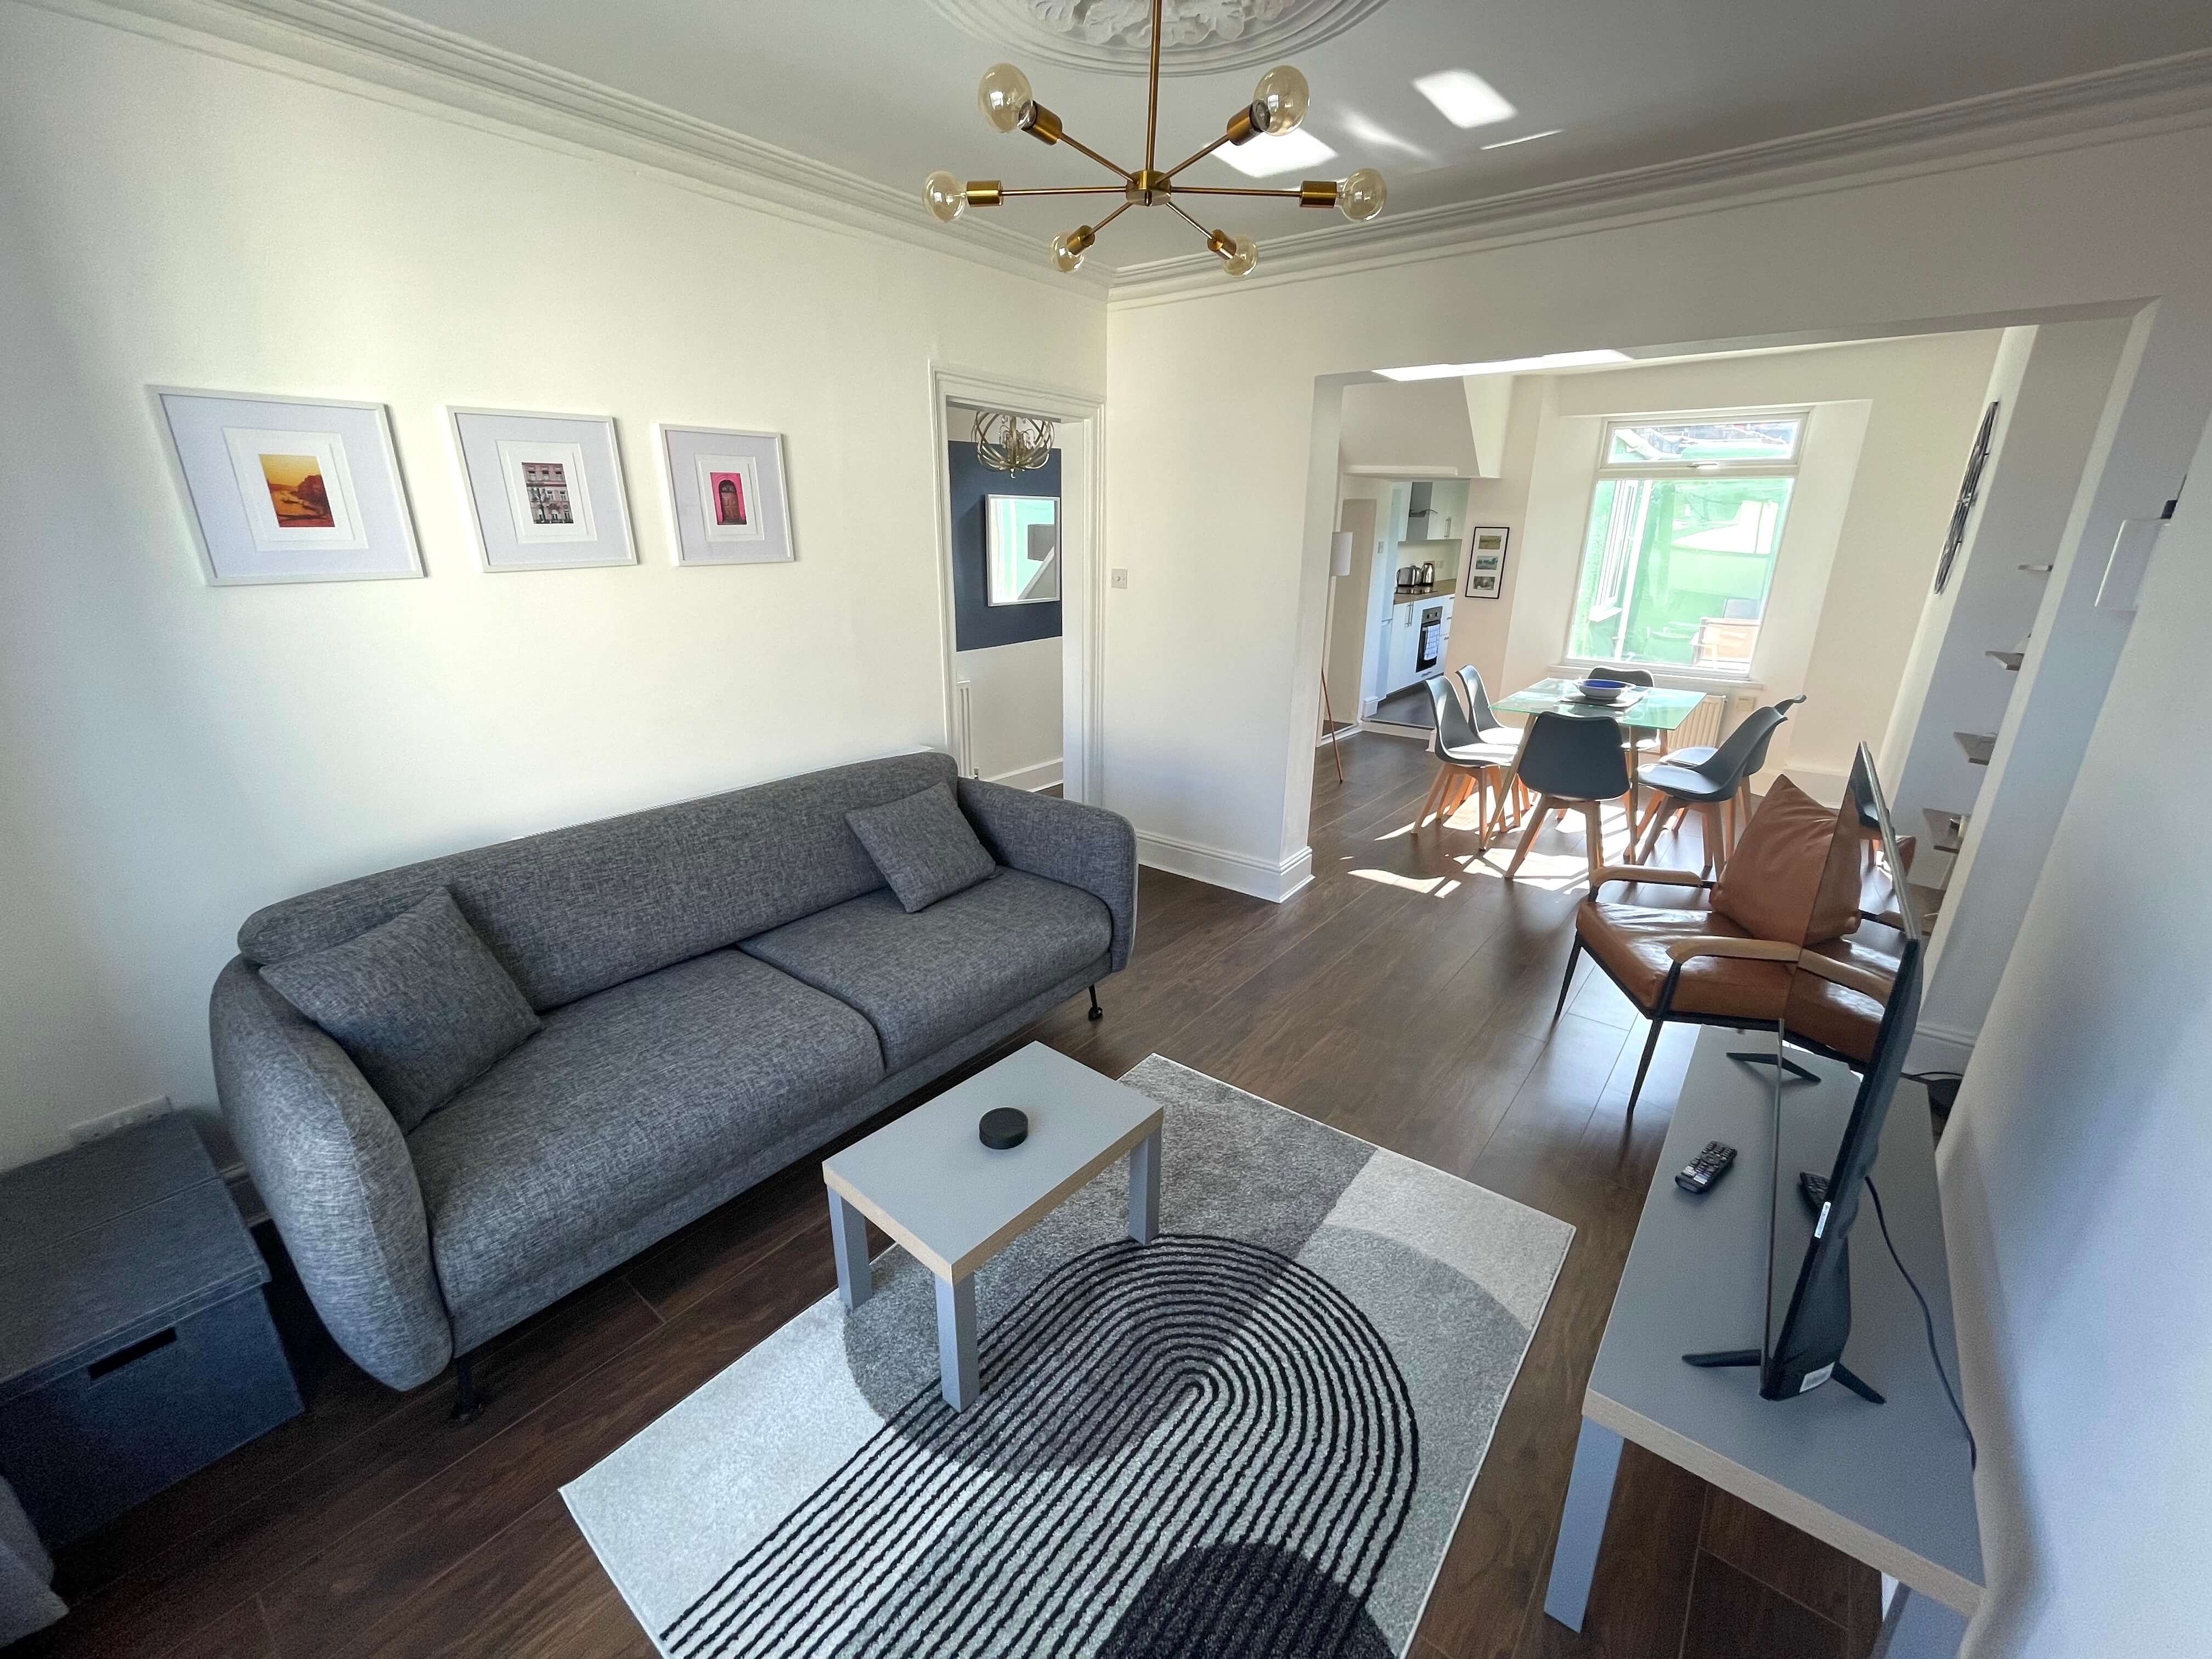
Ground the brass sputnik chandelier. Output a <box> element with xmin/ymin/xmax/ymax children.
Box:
<box><xmin>922</xmin><ymin>0</ymin><xmax>1385</xmax><ymax>278</ymax></box>
<box><xmin>973</xmin><ymin>408</ymin><xmax>1055</xmax><ymax>473</ymax></box>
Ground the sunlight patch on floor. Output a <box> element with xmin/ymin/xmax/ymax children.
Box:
<box><xmin>1347</xmin><ymin>868</ymin><xmax>1464</xmax><ymax>896</ymax></box>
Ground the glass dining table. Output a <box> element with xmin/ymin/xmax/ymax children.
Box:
<box><xmin>1483</xmin><ymin>678</ymin><xmax>1711</xmax><ymax>845</ymax></box>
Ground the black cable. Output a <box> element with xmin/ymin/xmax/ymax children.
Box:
<box><xmin>1864</xmin><ymin>1176</ymin><xmax>1976</xmax><ymax>1470</ymax></box>
<box><xmin>1902</xmin><ymin>1069</ymin><xmax>1962</xmax><ymax>1085</ymax></box>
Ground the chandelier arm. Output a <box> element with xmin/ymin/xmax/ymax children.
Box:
<box><xmin>1143</xmin><ymin>0</ymin><xmax>1164</xmax><ymax>174</ymax></box>
<box><xmin>1092</xmin><ymin>200</ymin><xmax>1135</xmax><ymax>234</ymax></box>
<box><xmin>999</xmin><ymin>186</ymin><xmax>1137</xmax><ymax>197</ymax></box>
<box><xmin>1162</xmin><ymin>132</ymin><xmax>1236</xmax><ymax>182</ymax></box>
<box><xmin>1172</xmin><ymin>185</ymin><xmax>1307</xmax><ymax>199</ymax></box>
<box><xmin>1164</xmin><ymin>199</ymin><xmax>1211</xmax><ymax>239</ymax></box>
<box><xmin>1054</xmin><ymin>130</ymin><xmax>1134</xmax><ymax>181</ymax></box>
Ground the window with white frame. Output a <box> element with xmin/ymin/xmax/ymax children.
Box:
<box><xmin>1566</xmin><ymin>412</ymin><xmax>1805</xmax><ymax>675</ymax></box>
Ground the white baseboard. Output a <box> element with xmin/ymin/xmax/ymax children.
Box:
<box><xmin>986</xmin><ymin>758</ymin><xmax>1063</xmax><ymax>793</ymax></box>
<box><xmin>1907</xmin><ymin>1018</ymin><xmax>1977</xmax><ymax>1076</ymax></box>
<box><xmin>1138</xmin><ymin>833</ymin><xmax>1314</xmax><ymax>902</ymax></box>
<box><xmin>1316</xmin><ymin>721</ymin><xmax>1362</xmax><ymax>746</ymax></box>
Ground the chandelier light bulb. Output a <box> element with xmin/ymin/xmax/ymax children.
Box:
<box><xmin>1338</xmin><ymin>168</ymin><xmax>1387</xmax><ymax>222</ymax></box>
<box><xmin>977</xmin><ymin>62</ymin><xmax>1035</xmax><ymax>133</ymax></box>
<box><xmin>923</xmin><ymin>171</ymin><xmax>967</xmax><ymax>224</ymax></box>
<box><xmin>1253</xmin><ymin>65</ymin><xmax>1310</xmax><ymax>135</ymax></box>
<box><xmin>1220</xmin><ymin>234</ymin><xmax>1259</xmax><ymax>278</ymax></box>
<box><xmin>1051</xmin><ymin>229</ymin><xmax>1089</xmax><ymax>273</ymax></box>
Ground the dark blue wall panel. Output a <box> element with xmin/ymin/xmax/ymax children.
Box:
<box><xmin>949</xmin><ymin>440</ymin><xmax>1062</xmax><ymax>652</ymax></box>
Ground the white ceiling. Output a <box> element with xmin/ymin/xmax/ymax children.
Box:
<box><xmin>362</xmin><ymin>0</ymin><xmax>2212</xmax><ymax>273</ymax></box>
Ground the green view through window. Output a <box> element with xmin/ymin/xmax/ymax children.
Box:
<box><xmin>1568</xmin><ymin>414</ymin><xmax>1804</xmax><ymax>675</ymax></box>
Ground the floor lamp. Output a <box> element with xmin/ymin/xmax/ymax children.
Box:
<box><xmin>1318</xmin><ymin>529</ymin><xmax>1355</xmax><ymax>782</ymax></box>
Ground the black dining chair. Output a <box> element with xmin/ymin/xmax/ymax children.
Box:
<box><xmin>1630</xmin><ymin>703</ymin><xmax>1792</xmax><ymax>876</ymax></box>
<box><xmin>1631</xmin><ymin>693</ymin><xmax>1805</xmax><ymax>863</ymax></box>
<box><xmin>1452</xmin><ymin>665</ymin><xmax>1520</xmax><ymax>746</ymax></box>
<box><xmin>1503</xmin><ymin>712</ymin><xmax>1633</xmax><ymax>887</ymax></box>
<box><xmin>1606</xmin><ymin>668</ymin><xmax>1662</xmax><ymax>771</ymax></box>
<box><xmin>1418</xmin><ymin>676</ymin><xmax>1517</xmax><ymax>837</ymax></box>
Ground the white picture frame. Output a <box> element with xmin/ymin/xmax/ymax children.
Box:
<box><xmin>451</xmin><ymin>408</ymin><xmax>635</xmax><ymax>572</ymax></box>
<box><xmin>660</xmin><ymin>424</ymin><xmax>795</xmax><ymax>566</ymax></box>
<box><xmin>152</xmin><ymin>388</ymin><xmax>424</xmax><ymax>585</ymax></box>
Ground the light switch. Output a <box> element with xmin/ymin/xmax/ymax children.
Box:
<box><xmin>1110</xmin><ymin>569</ymin><xmax>1129</xmax><ymax>589</ymax></box>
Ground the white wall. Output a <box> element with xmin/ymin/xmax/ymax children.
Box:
<box><xmin>1475</xmin><ymin>337</ymin><xmax>2000</xmax><ymax>789</ymax></box>
<box><xmin>1102</xmin><ymin>127</ymin><xmax>2212</xmax><ymax>893</ymax></box>
<box><xmin>0</xmin><ymin>5</ymin><xmax>1104</xmax><ymax>1169</ymax></box>
<box><xmin>953</xmin><ymin>639</ymin><xmax>1062</xmax><ymax>787</ymax></box>
<box><xmin>1939</xmin><ymin>407</ymin><xmax>2212</xmax><ymax>1659</ymax></box>
<box><xmin>1337</xmin><ymin>377</ymin><xmax>1476</xmax><ymax>475</ymax></box>
<box><xmin>1446</xmin><ymin>376</ymin><xmax>1546</xmax><ymax>697</ymax></box>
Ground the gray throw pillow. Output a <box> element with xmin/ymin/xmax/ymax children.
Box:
<box><xmin>260</xmin><ymin>888</ymin><xmax>541</xmax><ymax>1132</ymax></box>
<box><xmin>846</xmin><ymin>782</ymin><xmax>998</xmax><ymax>913</ymax></box>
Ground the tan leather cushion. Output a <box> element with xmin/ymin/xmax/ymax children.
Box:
<box><xmin>1710</xmin><ymin>776</ymin><xmax>1861</xmax><ymax>946</ymax></box>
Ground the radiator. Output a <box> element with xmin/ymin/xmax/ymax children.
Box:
<box><xmin>954</xmin><ymin>679</ymin><xmax>977</xmax><ymax>777</ymax></box>
<box><xmin>1673</xmin><ymin>693</ymin><xmax>1726</xmax><ymax>751</ymax></box>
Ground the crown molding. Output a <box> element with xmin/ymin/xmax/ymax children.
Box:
<box><xmin>24</xmin><ymin>0</ymin><xmax>1104</xmax><ymax>295</ymax></box>
<box><xmin>1108</xmin><ymin>47</ymin><xmax>2212</xmax><ymax>302</ymax></box>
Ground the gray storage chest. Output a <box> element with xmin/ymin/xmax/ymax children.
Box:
<box><xmin>0</xmin><ymin>1115</ymin><xmax>301</xmax><ymax>1544</ymax></box>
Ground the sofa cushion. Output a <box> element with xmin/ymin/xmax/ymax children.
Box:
<box><xmin>259</xmin><ymin>889</ymin><xmax>540</xmax><ymax>1133</ymax></box>
<box><xmin>236</xmin><ymin>751</ymin><xmax>960</xmax><ymax>1012</ymax></box>
<box><xmin>845</xmin><ymin>782</ymin><xmax>997</xmax><ymax>913</ymax></box>
<box><xmin>405</xmin><ymin>950</ymin><xmax>882</xmax><ymax>1322</ymax></box>
<box><xmin>739</xmin><ymin>870</ymin><xmax>1111</xmax><ymax>1071</ymax></box>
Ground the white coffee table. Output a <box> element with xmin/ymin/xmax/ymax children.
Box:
<box><xmin>821</xmin><ymin>1042</ymin><xmax>1164</xmax><ymax>1409</ymax></box>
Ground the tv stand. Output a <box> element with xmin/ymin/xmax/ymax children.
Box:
<box><xmin>1680</xmin><ymin>1347</ymin><xmax>1888</xmax><ymax>1405</ymax></box>
<box><xmin>1544</xmin><ymin>1030</ymin><xmax>1980</xmax><ymax>1658</ymax></box>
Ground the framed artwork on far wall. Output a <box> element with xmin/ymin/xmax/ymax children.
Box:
<box><xmin>659</xmin><ymin>425</ymin><xmax>794</xmax><ymax>566</ymax></box>
<box><xmin>152</xmin><ymin>387</ymin><xmax>424</xmax><ymax>585</ymax></box>
<box><xmin>450</xmin><ymin>408</ymin><xmax>636</xmax><ymax>571</ymax></box>
<box><xmin>1466</xmin><ymin>526</ymin><xmax>1509</xmax><ymax>599</ymax></box>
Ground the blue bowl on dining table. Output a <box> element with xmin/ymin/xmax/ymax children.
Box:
<box><xmin>1572</xmin><ymin>676</ymin><xmax>1630</xmax><ymax>704</ymax></box>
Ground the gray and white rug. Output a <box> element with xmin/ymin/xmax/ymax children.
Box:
<box><xmin>564</xmin><ymin>1056</ymin><xmax>1573</xmax><ymax>1658</ymax></box>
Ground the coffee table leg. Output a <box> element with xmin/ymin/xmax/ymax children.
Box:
<box><xmin>828</xmin><ymin>1188</ymin><xmax>871</xmax><ymax>1311</ymax></box>
<box><xmin>1127</xmin><ymin>1127</ymin><xmax>1161</xmax><ymax>1245</ymax></box>
<box><xmin>935</xmin><ymin>1273</ymin><xmax>978</xmax><ymax>1409</ymax></box>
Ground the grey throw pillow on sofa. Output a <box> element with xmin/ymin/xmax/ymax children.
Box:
<box><xmin>846</xmin><ymin>782</ymin><xmax>998</xmax><ymax>913</ymax></box>
<box><xmin>260</xmin><ymin>888</ymin><xmax>541</xmax><ymax>1132</ymax></box>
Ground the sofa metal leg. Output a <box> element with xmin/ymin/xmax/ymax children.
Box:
<box><xmin>1087</xmin><ymin>985</ymin><xmax>1104</xmax><ymax>1023</ymax></box>
<box><xmin>452</xmin><ymin>1353</ymin><xmax>484</xmax><ymax>1425</ymax></box>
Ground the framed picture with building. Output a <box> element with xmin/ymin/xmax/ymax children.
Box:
<box><xmin>450</xmin><ymin>408</ymin><xmax>636</xmax><ymax>572</ymax></box>
<box><xmin>1466</xmin><ymin>527</ymin><xmax>1509</xmax><ymax>599</ymax></box>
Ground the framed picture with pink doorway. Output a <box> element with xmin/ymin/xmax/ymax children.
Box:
<box><xmin>659</xmin><ymin>424</ymin><xmax>794</xmax><ymax>566</ymax></box>
<box><xmin>152</xmin><ymin>387</ymin><xmax>424</xmax><ymax>585</ymax></box>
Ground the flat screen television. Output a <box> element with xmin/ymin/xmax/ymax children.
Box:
<box><xmin>1686</xmin><ymin>743</ymin><xmax>1923</xmax><ymax>1403</ymax></box>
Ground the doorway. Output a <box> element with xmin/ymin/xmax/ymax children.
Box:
<box><xmin>930</xmin><ymin>367</ymin><xmax>1102</xmax><ymax>803</ymax></box>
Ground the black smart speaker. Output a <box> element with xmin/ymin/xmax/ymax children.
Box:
<box><xmin>978</xmin><ymin>1108</ymin><xmax>1029</xmax><ymax>1150</ymax></box>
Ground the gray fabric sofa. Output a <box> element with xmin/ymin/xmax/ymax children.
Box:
<box><xmin>210</xmin><ymin>752</ymin><xmax>1136</xmax><ymax>1392</ymax></box>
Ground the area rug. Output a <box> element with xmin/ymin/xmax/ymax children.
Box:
<box><xmin>563</xmin><ymin>1055</ymin><xmax>1573</xmax><ymax>1658</ymax></box>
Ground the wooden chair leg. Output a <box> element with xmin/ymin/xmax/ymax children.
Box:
<box><xmin>1442</xmin><ymin>770</ymin><xmax>1473</xmax><ymax>821</ymax></box>
<box><xmin>1505</xmin><ymin>795</ymin><xmax>1559</xmax><ymax>879</ymax></box>
<box><xmin>1699</xmin><ymin>802</ymin><xmax>1728</xmax><ymax>878</ymax></box>
<box><xmin>1638</xmin><ymin>799</ymin><xmax>1678</xmax><ymax>863</ymax></box>
<box><xmin>1419</xmin><ymin>764</ymin><xmax>1449</xmax><ymax>830</ymax></box>
<box><xmin>1576</xmin><ymin>799</ymin><xmax>1607</xmax><ymax>889</ymax></box>
<box><xmin>1735</xmin><ymin>780</ymin><xmax>1753</xmax><ymax>851</ymax></box>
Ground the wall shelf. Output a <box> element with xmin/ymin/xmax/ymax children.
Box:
<box><xmin>1987</xmin><ymin>648</ymin><xmax>2024</xmax><ymax>672</ymax></box>
<box><xmin>1922</xmin><ymin>808</ymin><xmax>1967</xmax><ymax>856</ymax></box>
<box><xmin>2018</xmin><ymin>562</ymin><xmax>2053</xmax><ymax>574</ymax></box>
<box><xmin>1955</xmin><ymin>731</ymin><xmax>1996</xmax><ymax>767</ymax></box>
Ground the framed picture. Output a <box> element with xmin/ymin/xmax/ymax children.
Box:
<box><xmin>659</xmin><ymin>425</ymin><xmax>795</xmax><ymax>566</ymax></box>
<box><xmin>153</xmin><ymin>388</ymin><xmax>423</xmax><ymax>585</ymax></box>
<box><xmin>451</xmin><ymin>408</ymin><xmax>635</xmax><ymax>571</ymax></box>
<box><xmin>1466</xmin><ymin>526</ymin><xmax>1510</xmax><ymax>599</ymax></box>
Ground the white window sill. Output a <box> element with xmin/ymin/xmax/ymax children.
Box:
<box><xmin>1555</xmin><ymin>661</ymin><xmax>1767</xmax><ymax>697</ymax></box>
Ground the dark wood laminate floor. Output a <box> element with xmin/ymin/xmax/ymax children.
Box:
<box><xmin>18</xmin><ymin>733</ymin><xmax>1878</xmax><ymax>1658</ymax></box>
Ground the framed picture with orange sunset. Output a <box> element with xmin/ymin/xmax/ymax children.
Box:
<box><xmin>153</xmin><ymin>388</ymin><xmax>424</xmax><ymax>584</ymax></box>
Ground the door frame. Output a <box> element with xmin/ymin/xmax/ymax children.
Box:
<box><xmin>929</xmin><ymin>363</ymin><xmax>1105</xmax><ymax>803</ymax></box>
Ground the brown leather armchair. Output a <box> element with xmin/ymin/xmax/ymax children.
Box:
<box><xmin>1555</xmin><ymin>776</ymin><xmax>1905</xmax><ymax>1113</ymax></box>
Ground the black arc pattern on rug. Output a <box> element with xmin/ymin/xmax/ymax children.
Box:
<box><xmin>660</xmin><ymin>1234</ymin><xmax>1419</xmax><ymax>1658</ymax></box>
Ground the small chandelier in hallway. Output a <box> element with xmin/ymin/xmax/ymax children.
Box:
<box><xmin>922</xmin><ymin>0</ymin><xmax>1386</xmax><ymax>278</ymax></box>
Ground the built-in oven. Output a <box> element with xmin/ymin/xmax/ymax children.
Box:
<box><xmin>1415</xmin><ymin>604</ymin><xmax>1445</xmax><ymax>674</ymax></box>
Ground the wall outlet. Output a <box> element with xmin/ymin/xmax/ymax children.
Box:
<box><xmin>69</xmin><ymin>1095</ymin><xmax>173</xmax><ymax>1146</ymax></box>
<box><xmin>1110</xmin><ymin>568</ymin><xmax>1129</xmax><ymax>589</ymax></box>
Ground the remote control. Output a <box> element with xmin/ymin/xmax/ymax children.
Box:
<box><xmin>1676</xmin><ymin>1141</ymin><xmax>1736</xmax><ymax>1195</ymax></box>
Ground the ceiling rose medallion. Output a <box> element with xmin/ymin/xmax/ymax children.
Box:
<box><xmin>923</xmin><ymin>0</ymin><xmax>1386</xmax><ymax>278</ymax></box>
<box><xmin>925</xmin><ymin>0</ymin><xmax>1396</xmax><ymax>75</ymax></box>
